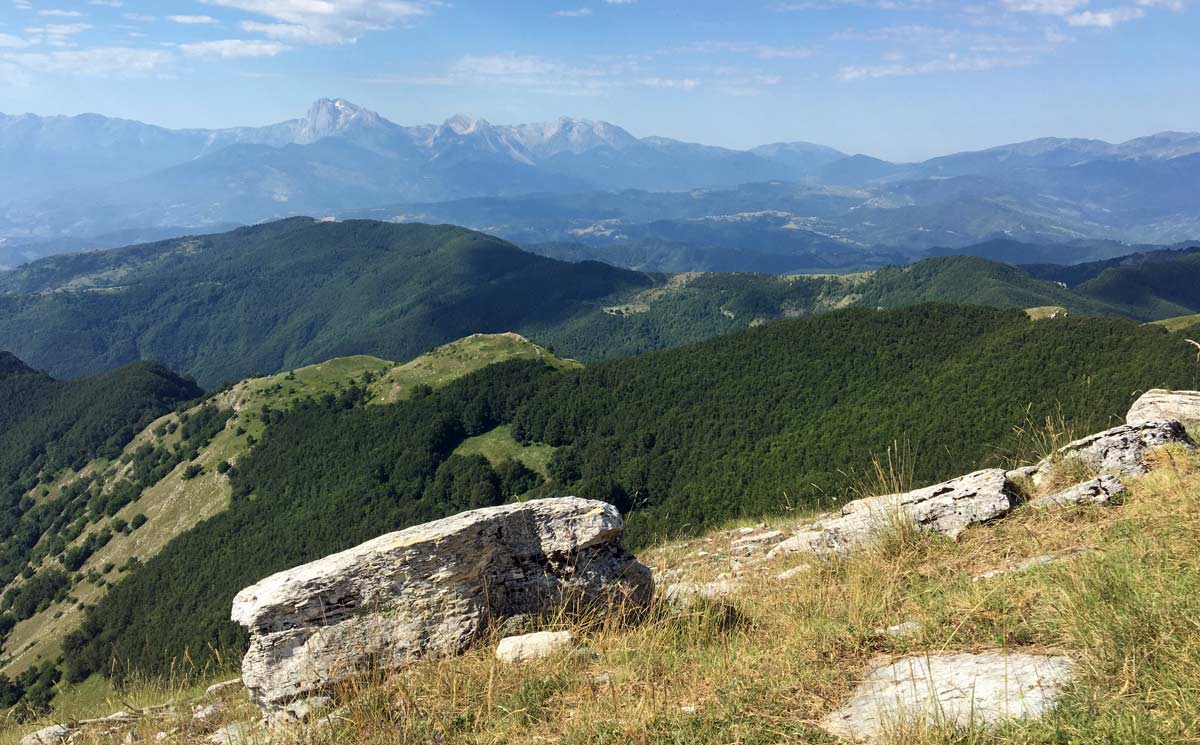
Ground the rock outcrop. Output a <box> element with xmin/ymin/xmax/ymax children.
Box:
<box><xmin>767</xmin><ymin>469</ymin><xmax>1014</xmax><ymax>558</ymax></box>
<box><xmin>823</xmin><ymin>652</ymin><xmax>1074</xmax><ymax>742</ymax></box>
<box><xmin>1032</xmin><ymin>420</ymin><xmax>1192</xmax><ymax>487</ymax></box>
<box><xmin>231</xmin><ymin>498</ymin><xmax>652</xmax><ymax>710</ymax></box>
<box><xmin>1030</xmin><ymin>475</ymin><xmax>1125</xmax><ymax>508</ymax></box>
<box><xmin>1127</xmin><ymin>390</ymin><xmax>1200</xmax><ymax>427</ymax></box>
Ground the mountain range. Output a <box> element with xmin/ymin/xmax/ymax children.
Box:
<box><xmin>2</xmin><ymin>99</ymin><xmax>1199</xmax><ymax>268</ymax></box>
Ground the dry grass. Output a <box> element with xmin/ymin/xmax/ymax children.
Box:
<box><xmin>8</xmin><ymin>449</ymin><xmax>1200</xmax><ymax>744</ymax></box>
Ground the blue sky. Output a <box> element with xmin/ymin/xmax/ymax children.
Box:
<box><xmin>0</xmin><ymin>0</ymin><xmax>1196</xmax><ymax>160</ymax></box>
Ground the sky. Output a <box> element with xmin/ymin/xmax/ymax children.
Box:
<box><xmin>0</xmin><ymin>0</ymin><xmax>1196</xmax><ymax>161</ymax></box>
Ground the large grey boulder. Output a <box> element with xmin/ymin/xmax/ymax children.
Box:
<box><xmin>19</xmin><ymin>725</ymin><xmax>68</xmax><ymax>745</ymax></box>
<box><xmin>823</xmin><ymin>652</ymin><xmax>1074</xmax><ymax>742</ymax></box>
<box><xmin>231</xmin><ymin>498</ymin><xmax>652</xmax><ymax>710</ymax></box>
<box><xmin>1032</xmin><ymin>420</ymin><xmax>1192</xmax><ymax>487</ymax></box>
<box><xmin>766</xmin><ymin>469</ymin><xmax>1014</xmax><ymax>558</ymax></box>
<box><xmin>1127</xmin><ymin>390</ymin><xmax>1200</xmax><ymax>428</ymax></box>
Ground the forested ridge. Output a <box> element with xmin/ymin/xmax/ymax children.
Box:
<box><xmin>59</xmin><ymin>305</ymin><xmax>1200</xmax><ymax>684</ymax></box>
<box><xmin>2</xmin><ymin>217</ymin><xmax>1198</xmax><ymax>388</ymax></box>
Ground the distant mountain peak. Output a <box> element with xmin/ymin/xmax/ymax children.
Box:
<box><xmin>443</xmin><ymin>113</ymin><xmax>489</xmax><ymax>135</ymax></box>
<box><xmin>299</xmin><ymin>98</ymin><xmax>389</xmax><ymax>144</ymax></box>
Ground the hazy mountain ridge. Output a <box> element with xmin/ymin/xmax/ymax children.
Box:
<box><xmin>3</xmin><ymin>99</ymin><xmax>1199</xmax><ymax>257</ymax></box>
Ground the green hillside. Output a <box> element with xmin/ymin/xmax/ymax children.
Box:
<box><xmin>0</xmin><ymin>334</ymin><xmax>573</xmax><ymax>708</ymax></box>
<box><xmin>59</xmin><ymin>305</ymin><xmax>1199</xmax><ymax>687</ymax></box>
<box><xmin>0</xmin><ymin>219</ymin><xmax>644</xmax><ymax>388</ymax></box>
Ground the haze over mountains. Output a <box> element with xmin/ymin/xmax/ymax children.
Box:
<box><xmin>2</xmin><ymin>98</ymin><xmax>1199</xmax><ymax>270</ymax></box>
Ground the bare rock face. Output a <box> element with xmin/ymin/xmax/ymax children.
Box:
<box><xmin>823</xmin><ymin>652</ymin><xmax>1074</xmax><ymax>742</ymax></box>
<box><xmin>231</xmin><ymin>498</ymin><xmax>652</xmax><ymax>710</ymax></box>
<box><xmin>1127</xmin><ymin>389</ymin><xmax>1200</xmax><ymax>428</ymax></box>
<box><xmin>19</xmin><ymin>725</ymin><xmax>68</xmax><ymax>745</ymax></box>
<box><xmin>1030</xmin><ymin>475</ymin><xmax>1125</xmax><ymax>508</ymax></box>
<box><xmin>767</xmin><ymin>469</ymin><xmax>1014</xmax><ymax>558</ymax></box>
<box><xmin>1033</xmin><ymin>420</ymin><xmax>1192</xmax><ymax>488</ymax></box>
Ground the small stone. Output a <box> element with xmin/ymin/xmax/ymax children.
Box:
<box><xmin>192</xmin><ymin>704</ymin><xmax>221</xmax><ymax>721</ymax></box>
<box><xmin>1030</xmin><ymin>475</ymin><xmax>1124</xmax><ymax>508</ymax></box>
<box><xmin>591</xmin><ymin>672</ymin><xmax>612</xmax><ymax>685</ymax></box>
<box><xmin>973</xmin><ymin>546</ymin><xmax>1092</xmax><ymax>581</ymax></box>
<box><xmin>283</xmin><ymin>695</ymin><xmax>332</xmax><ymax>722</ymax></box>
<box><xmin>823</xmin><ymin>652</ymin><xmax>1073</xmax><ymax>742</ymax></box>
<box><xmin>20</xmin><ymin>724</ymin><xmax>69</xmax><ymax>745</ymax></box>
<box><xmin>154</xmin><ymin>734</ymin><xmax>168</xmax><ymax>743</ymax></box>
<box><xmin>205</xmin><ymin>678</ymin><xmax>243</xmax><ymax>698</ymax></box>
<box><xmin>206</xmin><ymin>722</ymin><xmax>253</xmax><ymax>745</ymax></box>
<box><xmin>775</xmin><ymin>564</ymin><xmax>812</xmax><ymax>581</ymax></box>
<box><xmin>495</xmin><ymin>631</ymin><xmax>575</xmax><ymax>663</ymax></box>
<box><xmin>679</xmin><ymin>705</ymin><xmax>698</xmax><ymax>714</ymax></box>
<box><xmin>873</xmin><ymin>620</ymin><xmax>923</xmax><ymax>638</ymax></box>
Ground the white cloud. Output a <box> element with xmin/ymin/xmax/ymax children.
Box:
<box><xmin>1</xmin><ymin>45</ymin><xmax>171</xmax><ymax>76</ymax></box>
<box><xmin>839</xmin><ymin>52</ymin><xmax>1032</xmax><ymax>78</ymax></box>
<box><xmin>554</xmin><ymin>8</ymin><xmax>593</xmax><ymax>16</ymax></box>
<box><xmin>680</xmin><ymin>41</ymin><xmax>815</xmax><ymax>59</ymax></box>
<box><xmin>24</xmin><ymin>23</ymin><xmax>93</xmax><ymax>46</ymax></box>
<box><xmin>1067</xmin><ymin>6</ymin><xmax>1146</xmax><ymax>24</ymax></box>
<box><xmin>38</xmin><ymin>8</ymin><xmax>84</xmax><ymax>16</ymax></box>
<box><xmin>639</xmin><ymin>76</ymin><xmax>699</xmax><ymax>89</ymax></box>
<box><xmin>180</xmin><ymin>39</ymin><xmax>291</xmax><ymax>57</ymax></box>
<box><xmin>203</xmin><ymin>0</ymin><xmax>435</xmax><ymax>44</ymax></box>
<box><xmin>122</xmin><ymin>12</ymin><xmax>154</xmax><ymax>22</ymax></box>
<box><xmin>0</xmin><ymin>33</ymin><xmax>31</xmax><ymax>47</ymax></box>
<box><xmin>88</xmin><ymin>1</ymin><xmax>124</xmax><ymax>6</ymax></box>
<box><xmin>1001</xmin><ymin>0</ymin><xmax>1090</xmax><ymax>14</ymax></box>
<box><xmin>168</xmin><ymin>15</ymin><xmax>218</xmax><ymax>24</ymax></box>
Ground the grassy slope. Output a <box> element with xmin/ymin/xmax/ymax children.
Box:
<box><xmin>0</xmin><ymin>334</ymin><xmax>572</xmax><ymax>678</ymax></box>
<box><xmin>454</xmin><ymin>425</ymin><xmax>557</xmax><ymax>479</ymax></box>
<box><xmin>1151</xmin><ymin>313</ymin><xmax>1200</xmax><ymax>333</ymax></box>
<box><xmin>10</xmin><ymin>440</ymin><xmax>1200</xmax><ymax>744</ymax></box>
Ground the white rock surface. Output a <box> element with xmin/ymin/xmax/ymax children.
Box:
<box><xmin>1030</xmin><ymin>475</ymin><xmax>1125</xmax><ymax>508</ymax></box>
<box><xmin>823</xmin><ymin>652</ymin><xmax>1073</xmax><ymax>742</ymax></box>
<box><xmin>1127</xmin><ymin>389</ymin><xmax>1200</xmax><ymax>427</ymax></box>
<box><xmin>495</xmin><ymin>630</ymin><xmax>575</xmax><ymax>663</ymax></box>
<box><xmin>19</xmin><ymin>725</ymin><xmax>68</xmax><ymax>745</ymax></box>
<box><xmin>729</xmin><ymin>530</ymin><xmax>785</xmax><ymax>552</ymax></box>
<box><xmin>231</xmin><ymin>498</ymin><xmax>651</xmax><ymax>709</ymax></box>
<box><xmin>767</xmin><ymin>469</ymin><xmax>1014</xmax><ymax>558</ymax></box>
<box><xmin>1033</xmin><ymin>420</ymin><xmax>1192</xmax><ymax>487</ymax></box>
<box><xmin>205</xmin><ymin>678</ymin><xmax>243</xmax><ymax>698</ymax></box>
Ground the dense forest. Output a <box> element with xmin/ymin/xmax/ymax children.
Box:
<box><xmin>2</xmin><ymin>218</ymin><xmax>1198</xmax><ymax>387</ymax></box>
<box><xmin>61</xmin><ymin>305</ymin><xmax>1200</xmax><ymax>683</ymax></box>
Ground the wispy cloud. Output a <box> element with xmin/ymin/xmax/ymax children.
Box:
<box><xmin>180</xmin><ymin>39</ymin><xmax>291</xmax><ymax>58</ymax></box>
<box><xmin>1</xmin><ymin>46</ymin><xmax>171</xmax><ymax>77</ymax></box>
<box><xmin>168</xmin><ymin>15</ymin><xmax>219</xmax><ymax>25</ymax></box>
<box><xmin>553</xmin><ymin>8</ymin><xmax>593</xmax><ymax>17</ymax></box>
<box><xmin>202</xmin><ymin>0</ymin><xmax>437</xmax><ymax>44</ymax></box>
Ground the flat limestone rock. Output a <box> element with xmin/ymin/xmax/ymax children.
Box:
<box><xmin>823</xmin><ymin>652</ymin><xmax>1073</xmax><ymax>742</ymax></box>
<box><xmin>495</xmin><ymin>631</ymin><xmax>574</xmax><ymax>663</ymax></box>
<box><xmin>1033</xmin><ymin>420</ymin><xmax>1192</xmax><ymax>487</ymax></box>
<box><xmin>767</xmin><ymin>469</ymin><xmax>1013</xmax><ymax>558</ymax></box>
<box><xmin>973</xmin><ymin>546</ymin><xmax>1092</xmax><ymax>582</ymax></box>
<box><xmin>1030</xmin><ymin>475</ymin><xmax>1124</xmax><ymax>508</ymax></box>
<box><xmin>1127</xmin><ymin>390</ymin><xmax>1200</xmax><ymax>427</ymax></box>
<box><xmin>231</xmin><ymin>497</ymin><xmax>652</xmax><ymax>710</ymax></box>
